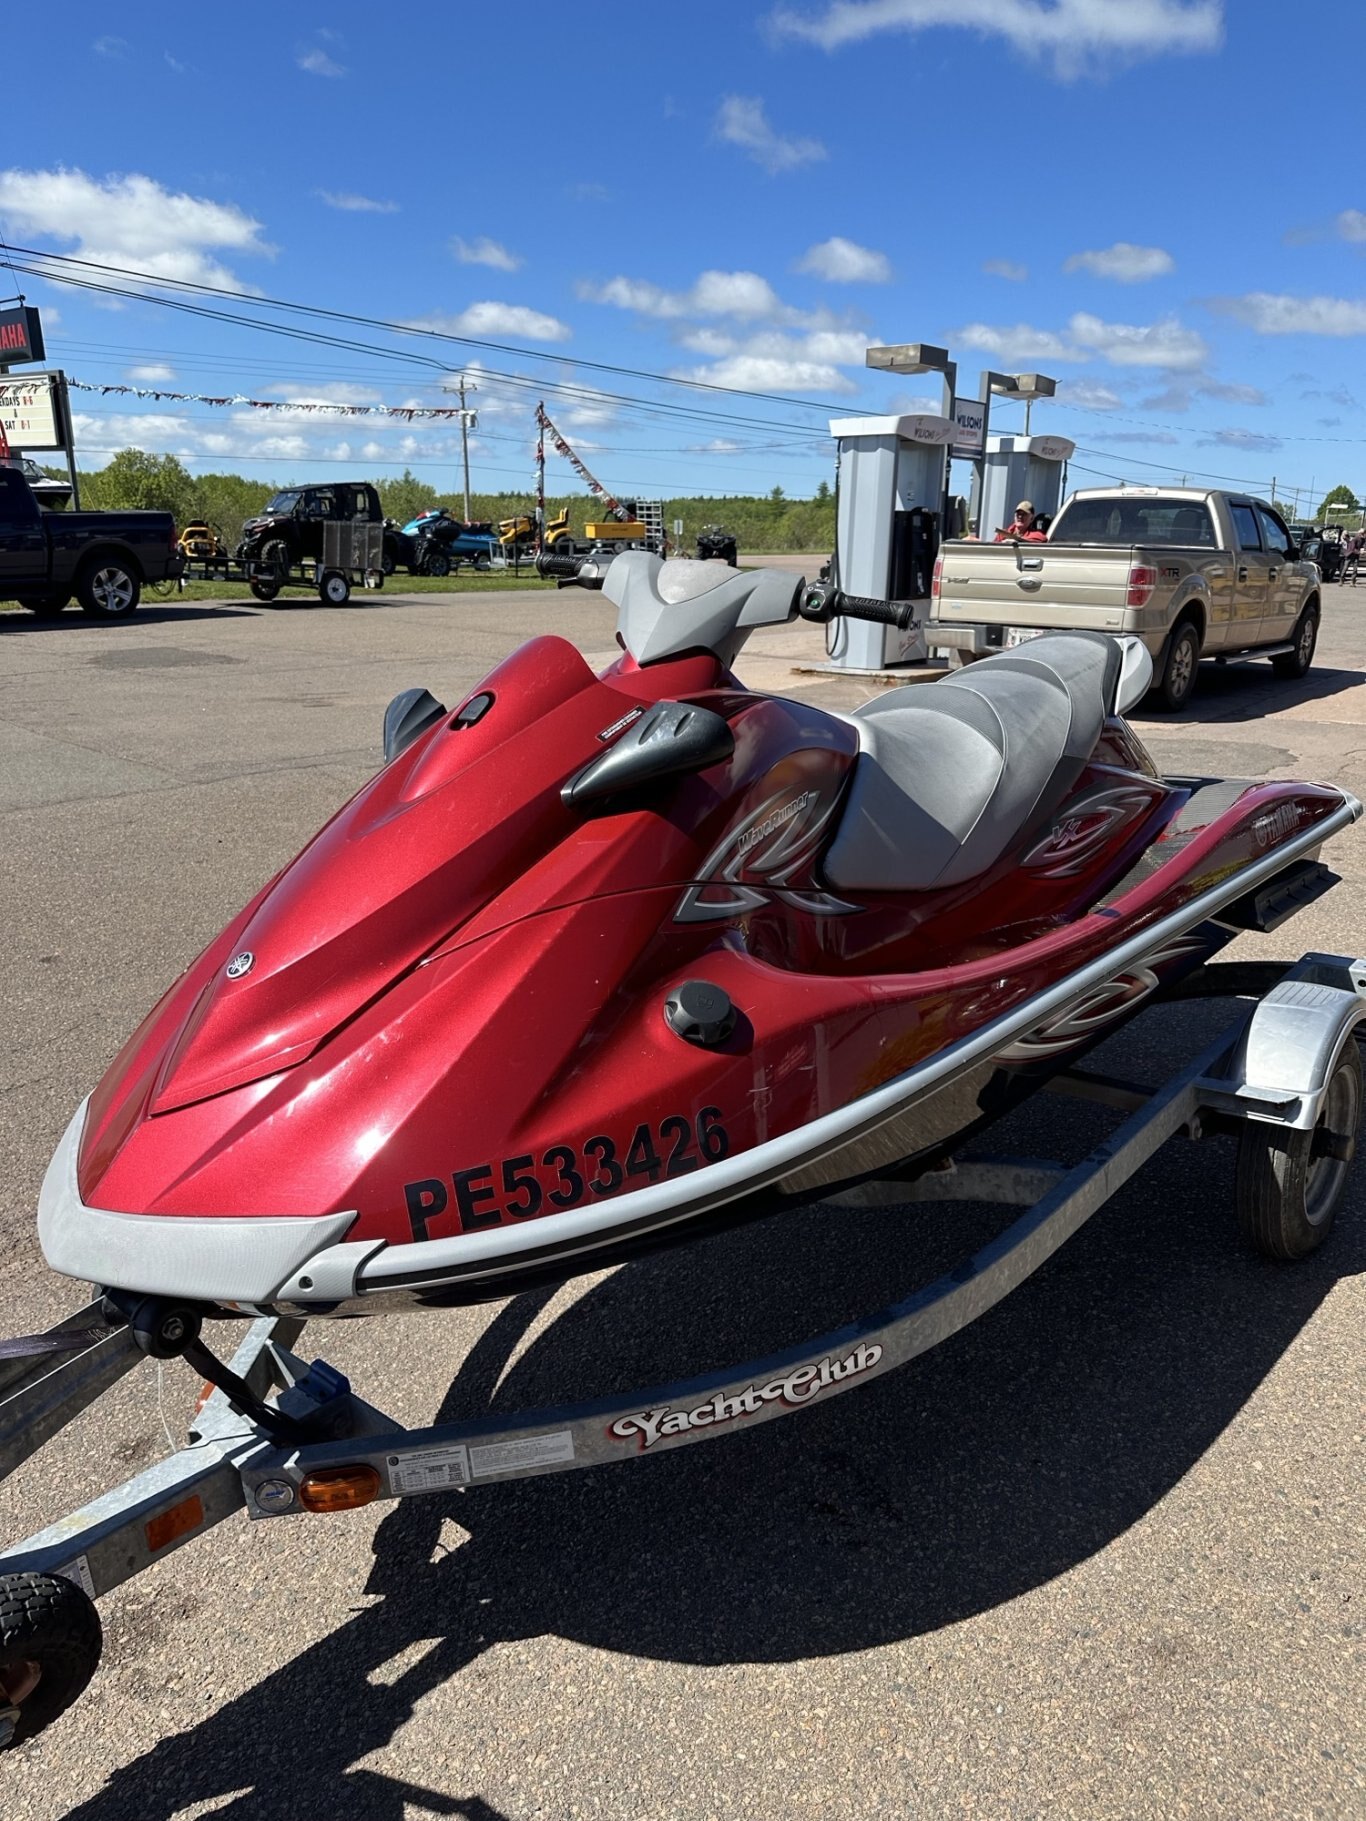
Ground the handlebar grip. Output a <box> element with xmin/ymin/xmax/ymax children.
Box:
<box><xmin>535</xmin><ymin>551</ymin><xmax>587</xmax><ymax>579</ymax></box>
<box><xmin>837</xmin><ymin>592</ymin><xmax>919</xmax><ymax>629</ymax></box>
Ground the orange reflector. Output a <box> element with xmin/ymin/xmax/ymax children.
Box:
<box><xmin>145</xmin><ymin>1493</ymin><xmax>204</xmax><ymax>1553</ymax></box>
<box><xmin>192</xmin><ymin>1381</ymin><xmax>215</xmax><ymax>1418</ymax></box>
<box><xmin>298</xmin><ymin>1465</ymin><xmax>382</xmax><ymax>1513</ymax></box>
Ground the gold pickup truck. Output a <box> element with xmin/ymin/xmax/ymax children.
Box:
<box><xmin>927</xmin><ymin>487</ymin><xmax>1322</xmax><ymax>710</ymax></box>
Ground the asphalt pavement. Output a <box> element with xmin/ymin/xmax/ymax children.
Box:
<box><xmin>0</xmin><ymin>579</ymin><xmax>1363</xmax><ymax>1820</ymax></box>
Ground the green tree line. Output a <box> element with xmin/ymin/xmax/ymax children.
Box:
<box><xmin>53</xmin><ymin>452</ymin><xmax>838</xmax><ymax>553</ymax></box>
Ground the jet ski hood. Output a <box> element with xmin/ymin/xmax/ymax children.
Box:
<box><xmin>143</xmin><ymin>641</ymin><xmax>726</xmax><ymax>1113</ymax></box>
<box><xmin>78</xmin><ymin>633</ymin><xmax>854</xmax><ymax>1198</ymax></box>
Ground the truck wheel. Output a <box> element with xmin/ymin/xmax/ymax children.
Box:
<box><xmin>77</xmin><ymin>560</ymin><xmax>141</xmax><ymax>618</ymax></box>
<box><xmin>1272</xmin><ymin>607</ymin><xmax>1319</xmax><ymax>680</ymax></box>
<box><xmin>319</xmin><ymin>570</ymin><xmax>351</xmax><ymax>605</ymax></box>
<box><xmin>1235</xmin><ymin>1042</ymin><xmax>1361</xmax><ymax>1259</ymax></box>
<box><xmin>16</xmin><ymin>594</ymin><xmax>71</xmax><ymax>618</ymax></box>
<box><xmin>0</xmin><ymin>1573</ymin><xmax>103</xmax><ymax>1749</ymax></box>
<box><xmin>1150</xmin><ymin>619</ymin><xmax>1200</xmax><ymax>712</ymax></box>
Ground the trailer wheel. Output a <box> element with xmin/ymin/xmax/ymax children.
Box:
<box><xmin>319</xmin><ymin>569</ymin><xmax>351</xmax><ymax>605</ymax></box>
<box><xmin>1235</xmin><ymin>1041</ymin><xmax>1361</xmax><ymax>1259</ymax></box>
<box><xmin>0</xmin><ymin>1573</ymin><xmax>102</xmax><ymax>1749</ymax></box>
<box><xmin>249</xmin><ymin>579</ymin><xmax>280</xmax><ymax>603</ymax></box>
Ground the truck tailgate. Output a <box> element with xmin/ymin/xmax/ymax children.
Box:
<box><xmin>934</xmin><ymin>542</ymin><xmax>1136</xmax><ymax>632</ymax></box>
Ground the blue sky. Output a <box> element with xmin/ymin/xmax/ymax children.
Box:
<box><xmin>2</xmin><ymin>0</ymin><xmax>1364</xmax><ymax>513</ymax></box>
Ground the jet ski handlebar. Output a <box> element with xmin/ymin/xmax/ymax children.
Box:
<box><xmin>797</xmin><ymin>579</ymin><xmax>920</xmax><ymax>631</ymax></box>
<box><xmin>534</xmin><ymin>551</ymin><xmax>590</xmax><ymax>580</ymax></box>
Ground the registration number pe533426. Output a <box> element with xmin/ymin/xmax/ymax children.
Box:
<box><xmin>402</xmin><ymin>1109</ymin><xmax>731</xmax><ymax>1241</ymax></box>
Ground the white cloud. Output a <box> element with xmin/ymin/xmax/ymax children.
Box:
<box><xmin>452</xmin><ymin>236</ymin><xmax>522</xmax><ymax>272</ymax></box>
<box><xmin>950</xmin><ymin>320</ymin><xmax>1085</xmax><ymax>365</ymax></box>
<box><xmin>0</xmin><ymin>167</ymin><xmax>271</xmax><ymax>292</ymax></box>
<box><xmin>1059</xmin><ymin>380</ymin><xmax>1123</xmax><ymax>410</ymax></box>
<box><xmin>298</xmin><ymin>47</ymin><xmax>346</xmax><ymax>77</ymax></box>
<box><xmin>951</xmin><ymin>311</ymin><xmax>1207</xmax><ymax>370</ymax></box>
<box><xmin>407</xmin><ymin>302</ymin><xmax>571</xmax><ymax>343</ymax></box>
<box><xmin>796</xmin><ymin>236</ymin><xmax>891</xmax><ymax>283</ymax></box>
<box><xmin>675</xmin><ymin>328</ymin><xmax>867</xmax><ymax>394</ymax></box>
<box><xmin>127</xmin><ymin>363</ymin><xmax>176</xmax><ymax>382</ymax></box>
<box><xmin>93</xmin><ymin>35</ymin><xmax>127</xmax><ymax>57</ymax></box>
<box><xmin>1071</xmin><ymin>311</ymin><xmax>1206</xmax><ymax>368</ymax></box>
<box><xmin>318</xmin><ymin>190</ymin><xmax>398</xmax><ymax>213</ymax></box>
<box><xmin>714</xmin><ymin>96</ymin><xmax>827</xmax><ymax>174</ymax></box>
<box><xmin>983</xmin><ymin>258</ymin><xmax>1028</xmax><ymax>281</ymax></box>
<box><xmin>768</xmin><ymin>0</ymin><xmax>1224</xmax><ymax>78</ymax></box>
<box><xmin>686</xmin><ymin>438</ymin><xmax>745</xmax><ymax>453</ymax></box>
<box><xmin>578</xmin><ymin>268</ymin><xmax>849</xmax><ymax>335</ymax></box>
<box><xmin>1064</xmin><ymin>242</ymin><xmax>1175</xmax><ymax>282</ymax></box>
<box><xmin>1091</xmin><ymin>429</ymin><xmax>1181</xmax><ymax>445</ymax></box>
<box><xmin>1199</xmin><ymin>428</ymin><xmax>1282</xmax><ymax>453</ymax></box>
<box><xmin>1335</xmin><ymin>210</ymin><xmax>1366</xmax><ymax>243</ymax></box>
<box><xmin>1213</xmin><ymin>293</ymin><xmax>1366</xmax><ymax>336</ymax></box>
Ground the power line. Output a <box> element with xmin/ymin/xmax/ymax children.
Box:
<box><xmin>7</xmin><ymin>244</ymin><xmax>849</xmax><ymax>419</ymax></box>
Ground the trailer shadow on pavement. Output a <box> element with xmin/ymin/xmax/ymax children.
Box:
<box><xmin>55</xmin><ymin>1002</ymin><xmax>1365</xmax><ymax>1821</ymax></box>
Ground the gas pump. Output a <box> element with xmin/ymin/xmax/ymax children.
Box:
<box><xmin>973</xmin><ymin>432</ymin><xmax>1076</xmax><ymax>541</ymax></box>
<box><xmin>826</xmin><ymin>413</ymin><xmax>952</xmax><ymax>671</ymax></box>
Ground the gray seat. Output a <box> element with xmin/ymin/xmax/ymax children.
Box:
<box><xmin>823</xmin><ymin>633</ymin><xmax>1123</xmax><ymax>893</ymax></box>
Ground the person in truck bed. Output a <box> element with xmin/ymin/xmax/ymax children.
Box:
<box><xmin>995</xmin><ymin>499</ymin><xmax>1047</xmax><ymax>543</ymax></box>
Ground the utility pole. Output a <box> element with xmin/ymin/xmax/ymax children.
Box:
<box><xmin>444</xmin><ymin>375</ymin><xmax>477</xmax><ymax>519</ymax></box>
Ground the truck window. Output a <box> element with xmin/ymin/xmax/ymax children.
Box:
<box><xmin>1052</xmin><ymin>496</ymin><xmax>1216</xmax><ymax>546</ymax></box>
<box><xmin>1228</xmin><ymin>504</ymin><xmax>1262</xmax><ymax>550</ymax></box>
<box><xmin>1255</xmin><ymin>507</ymin><xmax>1293</xmax><ymax>559</ymax></box>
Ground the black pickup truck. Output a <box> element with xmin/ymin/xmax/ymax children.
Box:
<box><xmin>0</xmin><ymin>467</ymin><xmax>184</xmax><ymax>618</ymax></box>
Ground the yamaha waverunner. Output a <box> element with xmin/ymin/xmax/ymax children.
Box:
<box><xmin>37</xmin><ymin>554</ymin><xmax>1360</xmax><ymax>1320</ymax></box>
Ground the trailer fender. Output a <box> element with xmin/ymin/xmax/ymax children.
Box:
<box><xmin>1211</xmin><ymin>963</ymin><xmax>1366</xmax><ymax>1130</ymax></box>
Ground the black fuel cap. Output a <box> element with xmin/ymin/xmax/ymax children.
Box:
<box><xmin>664</xmin><ymin>979</ymin><xmax>736</xmax><ymax>1047</ymax></box>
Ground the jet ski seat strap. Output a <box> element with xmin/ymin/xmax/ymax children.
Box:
<box><xmin>823</xmin><ymin>632</ymin><xmax>1123</xmax><ymax>894</ymax></box>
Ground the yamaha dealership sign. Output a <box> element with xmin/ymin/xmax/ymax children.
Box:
<box><xmin>0</xmin><ymin>305</ymin><xmax>45</xmax><ymax>365</ymax></box>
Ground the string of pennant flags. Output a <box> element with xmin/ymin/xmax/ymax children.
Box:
<box><xmin>535</xmin><ymin>403</ymin><xmax>629</xmax><ymax>519</ymax></box>
<box><xmin>68</xmin><ymin>377</ymin><xmax>473</xmax><ymax>421</ymax></box>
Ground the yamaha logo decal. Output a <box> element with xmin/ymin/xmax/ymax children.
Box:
<box><xmin>225</xmin><ymin>951</ymin><xmax>255</xmax><ymax>980</ymax></box>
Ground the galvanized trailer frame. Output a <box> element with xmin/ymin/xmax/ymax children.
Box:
<box><xmin>2</xmin><ymin>953</ymin><xmax>1364</xmax><ymax>1740</ymax></box>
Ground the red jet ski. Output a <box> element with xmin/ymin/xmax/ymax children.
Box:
<box><xmin>38</xmin><ymin>555</ymin><xmax>1360</xmax><ymax>1320</ymax></box>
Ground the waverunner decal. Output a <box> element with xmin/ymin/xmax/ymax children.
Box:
<box><xmin>608</xmin><ymin>1342</ymin><xmax>883</xmax><ymax>1451</ymax></box>
<box><xmin>675</xmin><ymin>786</ymin><xmax>859</xmax><ymax>922</ymax></box>
<box><xmin>402</xmin><ymin>1109</ymin><xmax>732</xmax><ymax>1241</ymax></box>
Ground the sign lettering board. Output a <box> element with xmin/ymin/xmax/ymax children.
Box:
<box><xmin>0</xmin><ymin>305</ymin><xmax>46</xmax><ymax>366</ymax></box>
<box><xmin>950</xmin><ymin>398</ymin><xmax>986</xmax><ymax>459</ymax></box>
<box><xmin>0</xmin><ymin>373</ymin><xmax>64</xmax><ymax>450</ymax></box>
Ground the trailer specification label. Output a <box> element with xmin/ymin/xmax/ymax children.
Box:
<box><xmin>387</xmin><ymin>1442</ymin><xmax>471</xmax><ymax>1494</ymax></box>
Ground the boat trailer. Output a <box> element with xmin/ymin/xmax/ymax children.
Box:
<box><xmin>2</xmin><ymin>952</ymin><xmax>1363</xmax><ymax>1749</ymax></box>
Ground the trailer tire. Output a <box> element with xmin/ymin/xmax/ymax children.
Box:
<box><xmin>0</xmin><ymin>1573</ymin><xmax>103</xmax><ymax>1749</ymax></box>
<box><xmin>1235</xmin><ymin>1040</ymin><xmax>1361</xmax><ymax>1259</ymax></box>
<box><xmin>16</xmin><ymin>594</ymin><xmax>71</xmax><ymax>617</ymax></box>
<box><xmin>249</xmin><ymin>579</ymin><xmax>280</xmax><ymax>603</ymax></box>
<box><xmin>1272</xmin><ymin>605</ymin><xmax>1319</xmax><ymax>680</ymax></box>
<box><xmin>76</xmin><ymin>558</ymin><xmax>141</xmax><ymax>618</ymax></box>
<box><xmin>1150</xmin><ymin>618</ymin><xmax>1201</xmax><ymax>712</ymax></box>
<box><xmin>319</xmin><ymin>569</ymin><xmax>351</xmax><ymax>606</ymax></box>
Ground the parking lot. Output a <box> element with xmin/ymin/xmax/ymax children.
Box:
<box><xmin>1</xmin><ymin>583</ymin><xmax>1364</xmax><ymax>1821</ymax></box>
